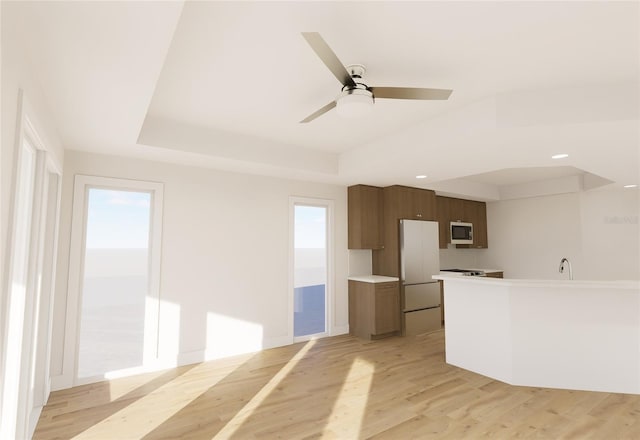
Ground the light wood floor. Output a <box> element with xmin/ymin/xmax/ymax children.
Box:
<box><xmin>35</xmin><ymin>330</ymin><xmax>640</xmax><ymax>439</ymax></box>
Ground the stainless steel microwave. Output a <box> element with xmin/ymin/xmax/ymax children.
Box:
<box><xmin>450</xmin><ymin>221</ymin><xmax>473</xmax><ymax>244</ymax></box>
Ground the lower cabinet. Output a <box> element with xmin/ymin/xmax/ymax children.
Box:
<box><xmin>349</xmin><ymin>280</ymin><xmax>400</xmax><ymax>339</ymax></box>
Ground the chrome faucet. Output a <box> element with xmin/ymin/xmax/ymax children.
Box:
<box><xmin>559</xmin><ymin>257</ymin><xmax>573</xmax><ymax>280</ymax></box>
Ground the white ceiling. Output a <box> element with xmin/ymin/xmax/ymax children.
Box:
<box><xmin>464</xmin><ymin>167</ymin><xmax>584</xmax><ymax>187</ymax></box>
<box><xmin>4</xmin><ymin>1</ymin><xmax>639</xmax><ymax>199</ymax></box>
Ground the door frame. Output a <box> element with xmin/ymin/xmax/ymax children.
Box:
<box><xmin>0</xmin><ymin>91</ymin><xmax>63</xmax><ymax>440</ymax></box>
<box><xmin>62</xmin><ymin>175</ymin><xmax>164</xmax><ymax>386</ymax></box>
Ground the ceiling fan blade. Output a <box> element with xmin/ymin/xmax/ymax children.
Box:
<box><xmin>300</xmin><ymin>101</ymin><xmax>337</xmax><ymax>123</ymax></box>
<box><xmin>302</xmin><ymin>32</ymin><xmax>356</xmax><ymax>88</ymax></box>
<box><xmin>370</xmin><ymin>87</ymin><xmax>453</xmax><ymax>100</ymax></box>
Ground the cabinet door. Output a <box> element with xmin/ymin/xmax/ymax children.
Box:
<box><xmin>412</xmin><ymin>188</ymin><xmax>437</xmax><ymax>221</ymax></box>
<box><xmin>348</xmin><ymin>280</ymin><xmax>373</xmax><ymax>339</ymax></box>
<box><xmin>456</xmin><ymin>200</ymin><xmax>488</xmax><ymax>249</ymax></box>
<box><xmin>348</xmin><ymin>185</ymin><xmax>383</xmax><ymax>249</ymax></box>
<box><xmin>373</xmin><ymin>186</ymin><xmax>408</xmax><ymax>277</ymax></box>
<box><xmin>373</xmin><ymin>282</ymin><xmax>400</xmax><ymax>335</ymax></box>
<box><xmin>436</xmin><ymin>196</ymin><xmax>450</xmax><ymax>249</ymax></box>
<box><xmin>451</xmin><ymin>198</ymin><xmax>465</xmax><ymax>221</ymax></box>
<box><xmin>385</xmin><ymin>186</ymin><xmax>435</xmax><ymax>220</ymax></box>
<box><xmin>473</xmin><ymin>202</ymin><xmax>488</xmax><ymax>248</ymax></box>
<box><xmin>389</xmin><ymin>186</ymin><xmax>415</xmax><ymax>219</ymax></box>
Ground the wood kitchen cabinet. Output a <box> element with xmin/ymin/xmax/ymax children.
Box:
<box><xmin>471</xmin><ymin>201</ymin><xmax>488</xmax><ymax>248</ymax></box>
<box><xmin>435</xmin><ymin>196</ymin><xmax>488</xmax><ymax>249</ymax></box>
<box><xmin>373</xmin><ymin>185</ymin><xmax>437</xmax><ymax>276</ymax></box>
<box><xmin>456</xmin><ymin>200</ymin><xmax>488</xmax><ymax>249</ymax></box>
<box><xmin>484</xmin><ymin>271</ymin><xmax>503</xmax><ymax>278</ymax></box>
<box><xmin>348</xmin><ymin>185</ymin><xmax>384</xmax><ymax>249</ymax></box>
<box><xmin>349</xmin><ymin>280</ymin><xmax>400</xmax><ymax>339</ymax></box>
<box><xmin>385</xmin><ymin>185</ymin><xmax>436</xmax><ymax>221</ymax></box>
<box><xmin>436</xmin><ymin>197</ymin><xmax>450</xmax><ymax>249</ymax></box>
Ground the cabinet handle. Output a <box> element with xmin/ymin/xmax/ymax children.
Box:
<box><xmin>416</xmin><ymin>214</ymin><xmax>422</xmax><ymax>218</ymax></box>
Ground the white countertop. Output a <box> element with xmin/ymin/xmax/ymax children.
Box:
<box><xmin>348</xmin><ymin>275</ymin><xmax>399</xmax><ymax>283</ymax></box>
<box><xmin>433</xmin><ymin>273</ymin><xmax>639</xmax><ymax>289</ymax></box>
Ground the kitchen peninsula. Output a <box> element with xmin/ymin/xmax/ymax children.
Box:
<box><xmin>433</xmin><ymin>274</ymin><xmax>640</xmax><ymax>394</ymax></box>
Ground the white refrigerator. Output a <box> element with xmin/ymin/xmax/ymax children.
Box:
<box><xmin>399</xmin><ymin>219</ymin><xmax>442</xmax><ymax>335</ymax></box>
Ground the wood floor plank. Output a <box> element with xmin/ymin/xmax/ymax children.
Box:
<box><xmin>33</xmin><ymin>330</ymin><xmax>640</xmax><ymax>439</ymax></box>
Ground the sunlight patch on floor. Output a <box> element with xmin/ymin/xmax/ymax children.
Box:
<box><xmin>213</xmin><ymin>339</ymin><xmax>317</xmax><ymax>439</ymax></box>
<box><xmin>106</xmin><ymin>369</ymin><xmax>168</xmax><ymax>402</ymax></box>
<box><xmin>72</xmin><ymin>361</ymin><xmax>238</xmax><ymax>439</ymax></box>
<box><xmin>322</xmin><ymin>357</ymin><xmax>374</xmax><ymax>438</ymax></box>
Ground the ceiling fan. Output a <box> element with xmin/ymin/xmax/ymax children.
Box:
<box><xmin>300</xmin><ymin>32</ymin><xmax>453</xmax><ymax>123</ymax></box>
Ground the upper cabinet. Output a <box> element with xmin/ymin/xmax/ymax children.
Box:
<box><xmin>348</xmin><ymin>185</ymin><xmax>384</xmax><ymax>249</ymax></box>
<box><xmin>373</xmin><ymin>186</ymin><xmax>437</xmax><ymax>276</ymax></box>
<box><xmin>385</xmin><ymin>185</ymin><xmax>437</xmax><ymax>221</ymax></box>
<box><xmin>470</xmin><ymin>201</ymin><xmax>488</xmax><ymax>249</ymax></box>
<box><xmin>348</xmin><ymin>185</ymin><xmax>487</xmax><ymax>262</ymax></box>
<box><xmin>436</xmin><ymin>196</ymin><xmax>488</xmax><ymax>249</ymax></box>
<box><xmin>436</xmin><ymin>197</ymin><xmax>450</xmax><ymax>249</ymax></box>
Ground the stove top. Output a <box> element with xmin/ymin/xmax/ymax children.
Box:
<box><xmin>441</xmin><ymin>269</ymin><xmax>486</xmax><ymax>276</ymax></box>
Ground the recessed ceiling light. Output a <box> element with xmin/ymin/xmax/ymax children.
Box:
<box><xmin>624</xmin><ymin>184</ymin><xmax>637</xmax><ymax>188</ymax></box>
<box><xmin>551</xmin><ymin>154</ymin><xmax>569</xmax><ymax>159</ymax></box>
<box><xmin>416</xmin><ymin>175</ymin><xmax>427</xmax><ymax>179</ymax></box>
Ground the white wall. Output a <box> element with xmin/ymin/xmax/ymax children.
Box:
<box><xmin>51</xmin><ymin>150</ymin><xmax>348</xmax><ymax>385</ymax></box>
<box><xmin>347</xmin><ymin>250</ymin><xmax>372</xmax><ymax>276</ymax></box>
<box><xmin>1</xmin><ymin>8</ymin><xmax>64</xmax><ymax>261</ymax></box>
<box><xmin>479</xmin><ymin>189</ymin><xmax>639</xmax><ymax>280</ymax></box>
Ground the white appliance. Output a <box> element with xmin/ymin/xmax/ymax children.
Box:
<box><xmin>450</xmin><ymin>221</ymin><xmax>473</xmax><ymax>245</ymax></box>
<box><xmin>399</xmin><ymin>220</ymin><xmax>442</xmax><ymax>336</ymax></box>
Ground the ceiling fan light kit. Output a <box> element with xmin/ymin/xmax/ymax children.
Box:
<box><xmin>300</xmin><ymin>32</ymin><xmax>453</xmax><ymax>123</ymax></box>
<box><xmin>336</xmin><ymin>87</ymin><xmax>374</xmax><ymax>118</ymax></box>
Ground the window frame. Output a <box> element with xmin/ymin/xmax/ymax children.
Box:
<box><xmin>63</xmin><ymin>175</ymin><xmax>164</xmax><ymax>386</ymax></box>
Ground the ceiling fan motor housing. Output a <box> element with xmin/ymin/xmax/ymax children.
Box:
<box><xmin>338</xmin><ymin>63</ymin><xmax>374</xmax><ymax>103</ymax></box>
